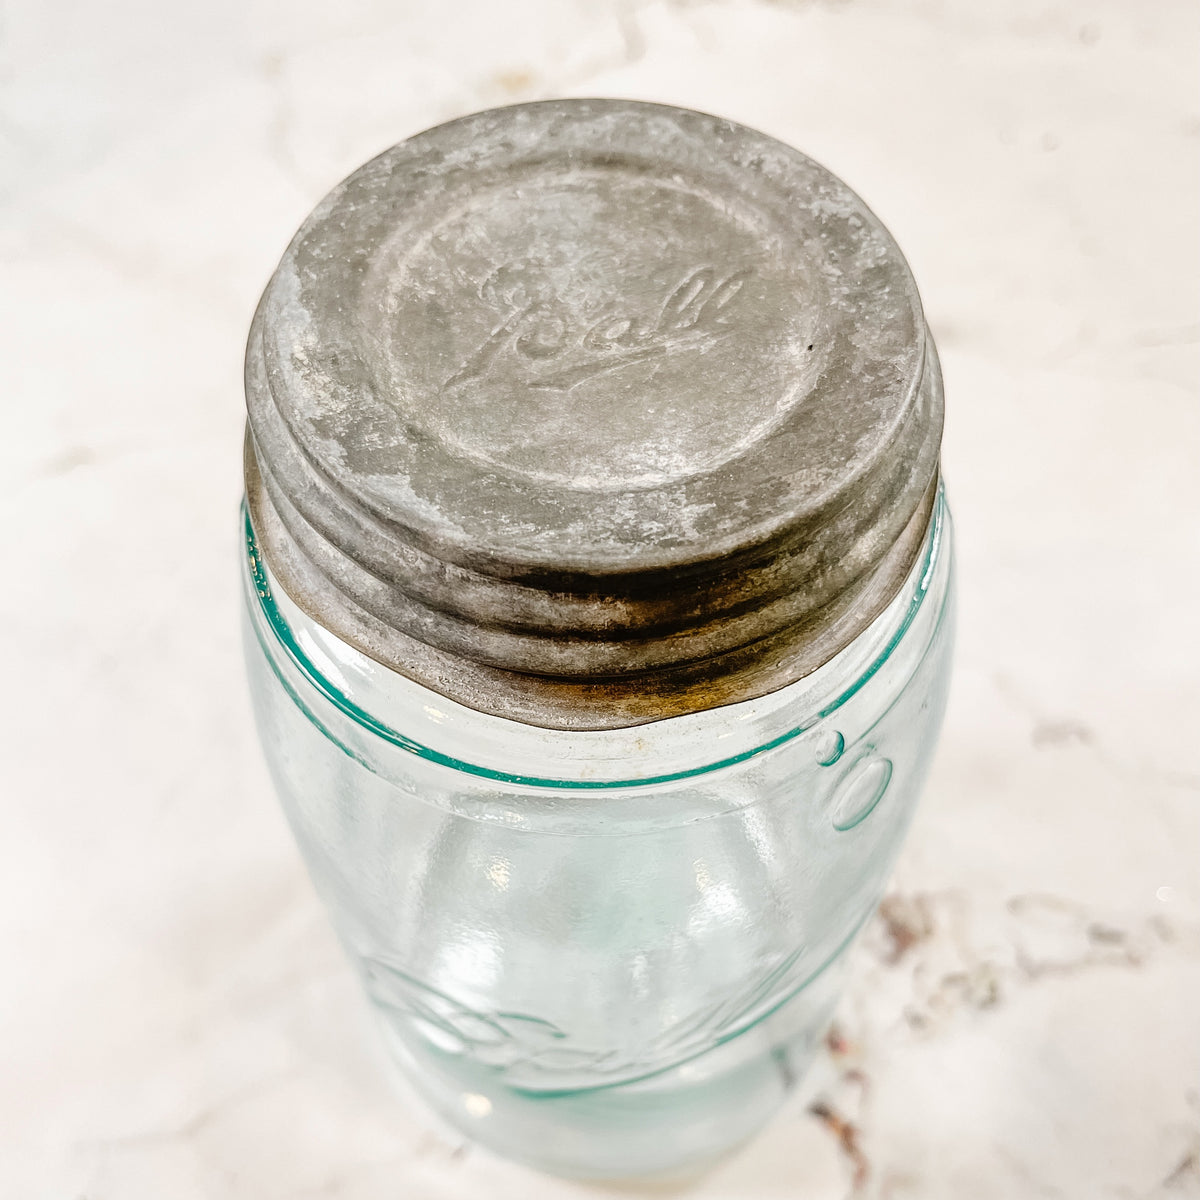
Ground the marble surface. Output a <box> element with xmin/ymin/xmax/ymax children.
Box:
<box><xmin>2</xmin><ymin>0</ymin><xmax>1198</xmax><ymax>1196</ymax></box>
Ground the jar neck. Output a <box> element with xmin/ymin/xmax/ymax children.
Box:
<box><xmin>243</xmin><ymin>486</ymin><xmax>951</xmax><ymax>792</ymax></box>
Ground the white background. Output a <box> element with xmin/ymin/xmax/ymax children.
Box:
<box><xmin>1</xmin><ymin>1</ymin><xmax>1198</xmax><ymax>1196</ymax></box>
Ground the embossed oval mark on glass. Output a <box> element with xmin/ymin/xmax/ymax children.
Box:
<box><xmin>242</xmin><ymin>100</ymin><xmax>954</xmax><ymax>1178</ymax></box>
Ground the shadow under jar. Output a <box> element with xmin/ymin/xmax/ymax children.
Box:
<box><xmin>241</xmin><ymin>100</ymin><xmax>955</xmax><ymax>1179</ymax></box>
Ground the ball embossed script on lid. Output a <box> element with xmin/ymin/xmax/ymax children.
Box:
<box><xmin>245</xmin><ymin>99</ymin><xmax>943</xmax><ymax>730</ymax></box>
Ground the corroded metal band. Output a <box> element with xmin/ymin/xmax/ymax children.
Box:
<box><xmin>245</xmin><ymin>436</ymin><xmax>939</xmax><ymax>730</ymax></box>
<box><xmin>245</xmin><ymin>100</ymin><xmax>944</xmax><ymax>730</ymax></box>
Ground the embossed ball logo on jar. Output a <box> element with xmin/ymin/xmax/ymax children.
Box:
<box><xmin>368</xmin><ymin>170</ymin><xmax>825</xmax><ymax>490</ymax></box>
<box><xmin>443</xmin><ymin>266</ymin><xmax>754</xmax><ymax>394</ymax></box>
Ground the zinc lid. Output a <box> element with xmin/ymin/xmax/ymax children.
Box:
<box><xmin>245</xmin><ymin>99</ymin><xmax>943</xmax><ymax>730</ymax></box>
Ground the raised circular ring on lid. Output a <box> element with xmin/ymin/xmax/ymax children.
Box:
<box><xmin>245</xmin><ymin>99</ymin><xmax>943</xmax><ymax>730</ymax></box>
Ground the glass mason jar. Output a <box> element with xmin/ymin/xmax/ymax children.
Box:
<box><xmin>241</xmin><ymin>100</ymin><xmax>954</xmax><ymax>1178</ymax></box>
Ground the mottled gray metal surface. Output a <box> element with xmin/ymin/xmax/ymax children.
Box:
<box><xmin>245</xmin><ymin>99</ymin><xmax>943</xmax><ymax>729</ymax></box>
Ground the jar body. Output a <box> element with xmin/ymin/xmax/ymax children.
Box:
<box><xmin>242</xmin><ymin>490</ymin><xmax>955</xmax><ymax>1178</ymax></box>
